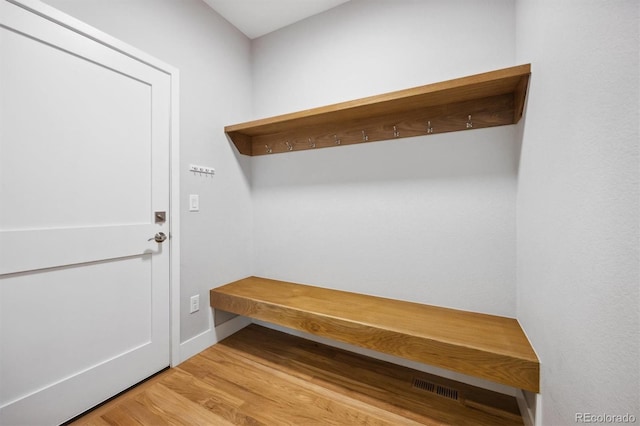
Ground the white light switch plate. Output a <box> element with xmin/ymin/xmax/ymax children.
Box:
<box><xmin>189</xmin><ymin>194</ymin><xmax>199</xmax><ymax>212</ymax></box>
<box><xmin>190</xmin><ymin>295</ymin><xmax>200</xmax><ymax>313</ymax></box>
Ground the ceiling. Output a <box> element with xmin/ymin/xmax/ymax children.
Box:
<box><xmin>202</xmin><ymin>0</ymin><xmax>350</xmax><ymax>39</ymax></box>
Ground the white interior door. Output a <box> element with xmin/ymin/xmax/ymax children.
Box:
<box><xmin>0</xmin><ymin>1</ymin><xmax>175</xmax><ymax>424</ymax></box>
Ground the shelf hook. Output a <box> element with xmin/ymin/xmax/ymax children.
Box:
<box><xmin>285</xmin><ymin>141</ymin><xmax>293</xmax><ymax>151</ymax></box>
<box><xmin>427</xmin><ymin>121</ymin><xmax>434</xmax><ymax>134</ymax></box>
<box><xmin>466</xmin><ymin>115</ymin><xmax>473</xmax><ymax>129</ymax></box>
<box><xmin>265</xmin><ymin>144</ymin><xmax>272</xmax><ymax>154</ymax></box>
<box><xmin>393</xmin><ymin>126</ymin><xmax>400</xmax><ymax>138</ymax></box>
<box><xmin>362</xmin><ymin>130</ymin><xmax>368</xmax><ymax>142</ymax></box>
<box><xmin>309</xmin><ymin>137</ymin><xmax>316</xmax><ymax>149</ymax></box>
<box><xmin>334</xmin><ymin>134</ymin><xmax>341</xmax><ymax>145</ymax></box>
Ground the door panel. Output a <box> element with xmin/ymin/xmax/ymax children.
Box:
<box><xmin>2</xmin><ymin>256</ymin><xmax>154</xmax><ymax>401</ymax></box>
<box><xmin>1</xmin><ymin>24</ymin><xmax>152</xmax><ymax>230</ymax></box>
<box><xmin>0</xmin><ymin>1</ymin><xmax>172</xmax><ymax>424</ymax></box>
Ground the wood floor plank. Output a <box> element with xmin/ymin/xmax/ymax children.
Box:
<box><xmin>201</xmin><ymin>342</ymin><xmax>431</xmax><ymax>425</ymax></box>
<box><xmin>71</xmin><ymin>324</ymin><xmax>523</xmax><ymax>426</ymax></box>
<box><xmin>215</xmin><ymin>325</ymin><xmax>522</xmax><ymax>426</ymax></box>
<box><xmin>76</xmin><ymin>417</ymin><xmax>112</xmax><ymax>426</ymax></box>
<box><xmin>160</xmin><ymin>365</ymin><xmax>267</xmax><ymax>425</ymax></box>
<box><xmin>116</xmin><ymin>395</ymin><xmax>172</xmax><ymax>425</ymax></box>
<box><xmin>176</xmin><ymin>354</ymin><xmax>317</xmax><ymax>425</ymax></box>
<box><xmin>196</xmin><ymin>347</ymin><xmax>419</xmax><ymax>425</ymax></box>
<box><xmin>133</xmin><ymin>383</ymin><xmax>235</xmax><ymax>425</ymax></box>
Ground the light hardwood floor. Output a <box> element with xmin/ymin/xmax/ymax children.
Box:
<box><xmin>69</xmin><ymin>325</ymin><xmax>523</xmax><ymax>425</ymax></box>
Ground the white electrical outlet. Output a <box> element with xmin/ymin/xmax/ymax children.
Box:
<box><xmin>190</xmin><ymin>295</ymin><xmax>200</xmax><ymax>313</ymax></box>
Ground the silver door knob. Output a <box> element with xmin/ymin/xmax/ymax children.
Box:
<box><xmin>149</xmin><ymin>232</ymin><xmax>167</xmax><ymax>243</ymax></box>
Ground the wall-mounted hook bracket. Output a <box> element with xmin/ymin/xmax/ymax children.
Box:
<box><xmin>362</xmin><ymin>130</ymin><xmax>368</xmax><ymax>142</ymax></box>
<box><xmin>309</xmin><ymin>137</ymin><xmax>316</xmax><ymax>148</ymax></box>
<box><xmin>466</xmin><ymin>115</ymin><xmax>473</xmax><ymax>129</ymax></box>
<box><xmin>189</xmin><ymin>164</ymin><xmax>215</xmax><ymax>175</ymax></box>
<box><xmin>393</xmin><ymin>126</ymin><xmax>400</xmax><ymax>137</ymax></box>
<box><xmin>334</xmin><ymin>134</ymin><xmax>341</xmax><ymax>145</ymax></box>
<box><xmin>285</xmin><ymin>141</ymin><xmax>293</xmax><ymax>151</ymax></box>
<box><xmin>427</xmin><ymin>121</ymin><xmax>434</xmax><ymax>134</ymax></box>
<box><xmin>265</xmin><ymin>144</ymin><xmax>272</xmax><ymax>154</ymax></box>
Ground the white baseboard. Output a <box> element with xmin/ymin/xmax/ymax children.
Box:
<box><xmin>178</xmin><ymin>315</ymin><xmax>251</xmax><ymax>364</ymax></box>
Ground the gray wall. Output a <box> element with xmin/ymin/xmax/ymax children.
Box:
<box><xmin>515</xmin><ymin>0</ymin><xmax>639</xmax><ymax>424</ymax></box>
<box><xmin>251</xmin><ymin>0</ymin><xmax>519</xmax><ymax>317</ymax></box>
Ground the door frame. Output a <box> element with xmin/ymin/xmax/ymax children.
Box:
<box><xmin>8</xmin><ymin>0</ymin><xmax>182</xmax><ymax>367</ymax></box>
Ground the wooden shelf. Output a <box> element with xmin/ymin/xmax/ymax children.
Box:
<box><xmin>210</xmin><ymin>276</ymin><xmax>540</xmax><ymax>392</ymax></box>
<box><xmin>225</xmin><ymin>64</ymin><xmax>530</xmax><ymax>156</ymax></box>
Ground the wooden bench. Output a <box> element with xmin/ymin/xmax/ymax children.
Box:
<box><xmin>210</xmin><ymin>276</ymin><xmax>539</xmax><ymax>393</ymax></box>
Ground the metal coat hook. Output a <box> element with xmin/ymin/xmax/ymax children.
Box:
<box><xmin>466</xmin><ymin>115</ymin><xmax>473</xmax><ymax>129</ymax></box>
<box><xmin>309</xmin><ymin>137</ymin><xmax>316</xmax><ymax>148</ymax></box>
<box><xmin>265</xmin><ymin>144</ymin><xmax>272</xmax><ymax>154</ymax></box>
<box><xmin>393</xmin><ymin>126</ymin><xmax>400</xmax><ymax>137</ymax></box>
<box><xmin>362</xmin><ymin>130</ymin><xmax>368</xmax><ymax>142</ymax></box>
<box><xmin>285</xmin><ymin>141</ymin><xmax>293</xmax><ymax>151</ymax></box>
<box><xmin>427</xmin><ymin>121</ymin><xmax>434</xmax><ymax>134</ymax></box>
<box><xmin>334</xmin><ymin>134</ymin><xmax>341</xmax><ymax>145</ymax></box>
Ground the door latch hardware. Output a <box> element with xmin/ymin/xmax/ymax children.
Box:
<box><xmin>155</xmin><ymin>211</ymin><xmax>166</xmax><ymax>224</ymax></box>
<box><xmin>148</xmin><ymin>232</ymin><xmax>167</xmax><ymax>243</ymax></box>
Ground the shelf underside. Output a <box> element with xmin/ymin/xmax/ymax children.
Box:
<box><xmin>225</xmin><ymin>64</ymin><xmax>530</xmax><ymax>156</ymax></box>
